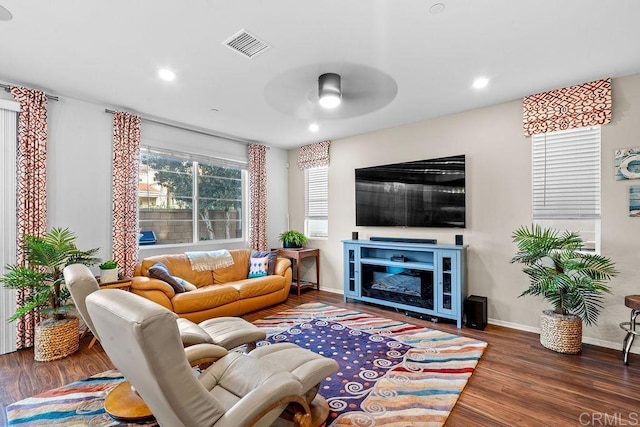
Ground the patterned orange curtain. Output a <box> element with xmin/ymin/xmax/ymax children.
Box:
<box><xmin>112</xmin><ymin>112</ymin><xmax>141</xmax><ymax>277</ymax></box>
<box><xmin>523</xmin><ymin>78</ymin><xmax>612</xmax><ymax>136</ymax></box>
<box><xmin>248</xmin><ymin>144</ymin><xmax>267</xmax><ymax>250</ymax></box>
<box><xmin>297</xmin><ymin>140</ymin><xmax>330</xmax><ymax>170</ymax></box>
<box><xmin>10</xmin><ymin>87</ymin><xmax>48</xmax><ymax>349</ymax></box>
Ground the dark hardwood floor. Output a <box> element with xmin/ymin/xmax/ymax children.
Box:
<box><xmin>1</xmin><ymin>290</ymin><xmax>639</xmax><ymax>426</ymax></box>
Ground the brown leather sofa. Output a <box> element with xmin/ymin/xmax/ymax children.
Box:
<box><xmin>131</xmin><ymin>249</ymin><xmax>292</xmax><ymax>323</ymax></box>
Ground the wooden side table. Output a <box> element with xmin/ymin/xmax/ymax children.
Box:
<box><xmin>84</xmin><ymin>276</ymin><xmax>133</xmax><ymax>348</ymax></box>
<box><xmin>97</xmin><ymin>276</ymin><xmax>133</xmax><ymax>291</ymax></box>
<box><xmin>275</xmin><ymin>248</ymin><xmax>320</xmax><ymax>296</ymax></box>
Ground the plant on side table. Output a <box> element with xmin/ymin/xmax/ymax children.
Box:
<box><xmin>511</xmin><ymin>224</ymin><xmax>617</xmax><ymax>354</ymax></box>
<box><xmin>278</xmin><ymin>230</ymin><xmax>308</xmax><ymax>249</ymax></box>
<box><xmin>99</xmin><ymin>259</ymin><xmax>118</xmax><ymax>283</ymax></box>
<box><xmin>0</xmin><ymin>227</ymin><xmax>100</xmax><ymax>361</ymax></box>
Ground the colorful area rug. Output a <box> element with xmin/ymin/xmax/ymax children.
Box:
<box><xmin>5</xmin><ymin>303</ymin><xmax>487</xmax><ymax>426</ymax></box>
<box><xmin>5</xmin><ymin>370</ymin><xmax>155</xmax><ymax>426</ymax></box>
<box><xmin>255</xmin><ymin>303</ymin><xmax>487</xmax><ymax>426</ymax></box>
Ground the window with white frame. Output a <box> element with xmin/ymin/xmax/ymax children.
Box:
<box><xmin>304</xmin><ymin>166</ymin><xmax>328</xmax><ymax>238</ymax></box>
<box><xmin>138</xmin><ymin>147</ymin><xmax>247</xmax><ymax>245</ymax></box>
<box><xmin>531</xmin><ymin>126</ymin><xmax>601</xmax><ymax>252</ymax></box>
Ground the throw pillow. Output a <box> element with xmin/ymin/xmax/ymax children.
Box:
<box><xmin>248</xmin><ymin>255</ymin><xmax>269</xmax><ymax>278</ymax></box>
<box><xmin>171</xmin><ymin>276</ymin><xmax>197</xmax><ymax>291</ymax></box>
<box><xmin>251</xmin><ymin>250</ymin><xmax>277</xmax><ymax>275</ymax></box>
<box><xmin>147</xmin><ymin>262</ymin><xmax>185</xmax><ymax>293</ymax></box>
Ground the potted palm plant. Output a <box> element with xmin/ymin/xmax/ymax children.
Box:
<box><xmin>511</xmin><ymin>225</ymin><xmax>617</xmax><ymax>354</ymax></box>
<box><xmin>0</xmin><ymin>227</ymin><xmax>99</xmax><ymax>361</ymax></box>
<box><xmin>278</xmin><ymin>230</ymin><xmax>308</xmax><ymax>249</ymax></box>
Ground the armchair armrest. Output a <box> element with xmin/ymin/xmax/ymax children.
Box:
<box><xmin>274</xmin><ymin>257</ymin><xmax>292</xmax><ymax>277</ymax></box>
<box><xmin>214</xmin><ymin>371</ymin><xmax>307</xmax><ymax>427</ymax></box>
<box><xmin>184</xmin><ymin>343</ymin><xmax>228</xmax><ymax>367</ymax></box>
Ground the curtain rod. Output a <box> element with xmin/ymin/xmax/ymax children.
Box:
<box><xmin>0</xmin><ymin>83</ymin><xmax>60</xmax><ymax>101</ymax></box>
<box><xmin>104</xmin><ymin>108</ymin><xmax>262</xmax><ymax>146</ymax></box>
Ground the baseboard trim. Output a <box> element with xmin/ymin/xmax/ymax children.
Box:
<box><xmin>488</xmin><ymin>318</ymin><xmax>540</xmax><ymax>334</ymax></box>
<box><xmin>488</xmin><ymin>317</ymin><xmax>639</xmax><ymax>355</ymax></box>
<box><xmin>319</xmin><ymin>287</ymin><xmax>343</xmax><ymax>295</ymax></box>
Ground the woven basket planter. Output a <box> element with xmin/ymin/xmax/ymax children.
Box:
<box><xmin>539</xmin><ymin>310</ymin><xmax>582</xmax><ymax>354</ymax></box>
<box><xmin>34</xmin><ymin>316</ymin><xmax>79</xmax><ymax>362</ymax></box>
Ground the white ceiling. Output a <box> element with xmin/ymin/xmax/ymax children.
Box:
<box><xmin>1</xmin><ymin>1</ymin><xmax>639</xmax><ymax>149</ymax></box>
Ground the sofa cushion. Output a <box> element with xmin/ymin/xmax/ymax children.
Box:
<box><xmin>172</xmin><ymin>276</ymin><xmax>197</xmax><ymax>291</ymax></box>
<box><xmin>140</xmin><ymin>254</ymin><xmax>214</xmax><ymax>288</ymax></box>
<box><xmin>147</xmin><ymin>262</ymin><xmax>185</xmax><ymax>293</ymax></box>
<box><xmin>172</xmin><ymin>285</ymin><xmax>240</xmax><ymax>314</ymax></box>
<box><xmin>251</xmin><ymin>250</ymin><xmax>277</xmax><ymax>275</ymax></box>
<box><xmin>212</xmin><ymin>249</ymin><xmax>252</xmax><ymax>284</ymax></box>
<box><xmin>229</xmin><ymin>276</ymin><xmax>285</xmax><ymax>299</ymax></box>
<box><xmin>248</xmin><ymin>255</ymin><xmax>269</xmax><ymax>278</ymax></box>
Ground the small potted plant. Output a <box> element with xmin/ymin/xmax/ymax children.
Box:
<box><xmin>99</xmin><ymin>259</ymin><xmax>118</xmax><ymax>283</ymax></box>
<box><xmin>278</xmin><ymin>230</ymin><xmax>308</xmax><ymax>249</ymax></box>
<box><xmin>511</xmin><ymin>225</ymin><xmax>617</xmax><ymax>354</ymax></box>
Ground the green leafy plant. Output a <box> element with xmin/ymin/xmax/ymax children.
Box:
<box><xmin>99</xmin><ymin>260</ymin><xmax>117</xmax><ymax>270</ymax></box>
<box><xmin>0</xmin><ymin>227</ymin><xmax>100</xmax><ymax>322</ymax></box>
<box><xmin>278</xmin><ymin>230</ymin><xmax>308</xmax><ymax>248</ymax></box>
<box><xmin>511</xmin><ymin>224</ymin><xmax>617</xmax><ymax>326</ymax></box>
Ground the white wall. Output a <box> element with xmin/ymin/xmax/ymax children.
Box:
<box><xmin>288</xmin><ymin>72</ymin><xmax>640</xmax><ymax>349</ymax></box>
<box><xmin>47</xmin><ymin>97</ymin><xmax>113</xmax><ymax>264</ymax></box>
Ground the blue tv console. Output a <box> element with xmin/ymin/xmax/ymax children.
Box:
<box><xmin>342</xmin><ymin>239</ymin><xmax>467</xmax><ymax>328</ymax></box>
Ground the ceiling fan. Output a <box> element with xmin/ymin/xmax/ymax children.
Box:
<box><xmin>264</xmin><ymin>63</ymin><xmax>398</xmax><ymax>121</ymax></box>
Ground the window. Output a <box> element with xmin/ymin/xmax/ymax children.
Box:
<box><xmin>531</xmin><ymin>126</ymin><xmax>601</xmax><ymax>252</ymax></box>
<box><xmin>138</xmin><ymin>147</ymin><xmax>246</xmax><ymax>245</ymax></box>
<box><xmin>304</xmin><ymin>166</ymin><xmax>328</xmax><ymax>238</ymax></box>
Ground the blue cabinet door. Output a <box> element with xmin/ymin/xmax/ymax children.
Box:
<box><xmin>343</xmin><ymin>244</ymin><xmax>360</xmax><ymax>300</ymax></box>
<box><xmin>436</xmin><ymin>250</ymin><xmax>458</xmax><ymax>317</ymax></box>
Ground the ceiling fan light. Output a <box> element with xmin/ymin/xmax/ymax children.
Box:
<box><xmin>319</xmin><ymin>93</ymin><xmax>341</xmax><ymax>109</ymax></box>
<box><xmin>318</xmin><ymin>73</ymin><xmax>341</xmax><ymax>109</ymax></box>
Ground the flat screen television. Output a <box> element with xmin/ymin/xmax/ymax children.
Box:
<box><xmin>355</xmin><ymin>155</ymin><xmax>465</xmax><ymax>228</ymax></box>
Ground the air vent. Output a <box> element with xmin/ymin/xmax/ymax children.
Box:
<box><xmin>223</xmin><ymin>29</ymin><xmax>270</xmax><ymax>59</ymax></box>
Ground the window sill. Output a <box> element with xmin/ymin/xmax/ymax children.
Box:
<box><xmin>139</xmin><ymin>238</ymin><xmax>246</xmax><ymax>252</ymax></box>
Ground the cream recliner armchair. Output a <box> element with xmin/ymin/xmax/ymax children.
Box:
<box><xmin>86</xmin><ymin>288</ymin><xmax>336</xmax><ymax>426</ymax></box>
<box><xmin>63</xmin><ymin>264</ymin><xmax>266</xmax><ymax>353</ymax></box>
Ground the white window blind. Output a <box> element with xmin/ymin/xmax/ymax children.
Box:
<box><xmin>0</xmin><ymin>100</ymin><xmax>19</xmax><ymax>355</ymax></box>
<box><xmin>304</xmin><ymin>166</ymin><xmax>328</xmax><ymax>238</ymax></box>
<box><xmin>532</xmin><ymin>126</ymin><xmax>600</xmax><ymax>219</ymax></box>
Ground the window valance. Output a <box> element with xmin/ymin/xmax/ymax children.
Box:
<box><xmin>522</xmin><ymin>78</ymin><xmax>611</xmax><ymax>136</ymax></box>
<box><xmin>298</xmin><ymin>141</ymin><xmax>331</xmax><ymax>170</ymax></box>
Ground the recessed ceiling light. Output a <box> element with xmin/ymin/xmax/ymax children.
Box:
<box><xmin>472</xmin><ymin>77</ymin><xmax>490</xmax><ymax>89</ymax></box>
<box><xmin>158</xmin><ymin>68</ymin><xmax>176</xmax><ymax>82</ymax></box>
<box><xmin>429</xmin><ymin>3</ymin><xmax>445</xmax><ymax>14</ymax></box>
<box><xmin>309</xmin><ymin>123</ymin><xmax>319</xmax><ymax>132</ymax></box>
<box><xmin>0</xmin><ymin>5</ymin><xmax>13</xmax><ymax>21</ymax></box>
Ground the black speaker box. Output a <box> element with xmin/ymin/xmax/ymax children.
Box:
<box><xmin>465</xmin><ymin>295</ymin><xmax>487</xmax><ymax>330</ymax></box>
<box><xmin>455</xmin><ymin>234</ymin><xmax>463</xmax><ymax>245</ymax></box>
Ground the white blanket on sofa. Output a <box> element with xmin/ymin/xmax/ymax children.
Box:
<box><xmin>185</xmin><ymin>250</ymin><xmax>234</xmax><ymax>271</ymax></box>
